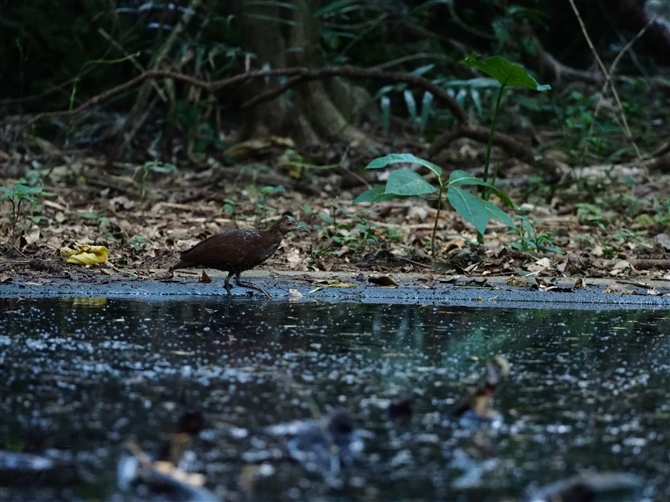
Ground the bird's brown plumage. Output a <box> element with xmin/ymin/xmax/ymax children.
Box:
<box><xmin>169</xmin><ymin>215</ymin><xmax>308</xmax><ymax>298</ymax></box>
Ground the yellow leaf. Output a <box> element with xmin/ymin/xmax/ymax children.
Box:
<box><xmin>286</xmin><ymin>162</ymin><xmax>304</xmax><ymax>179</ymax></box>
<box><xmin>60</xmin><ymin>243</ymin><xmax>109</xmax><ymax>265</ymax></box>
<box><xmin>313</xmin><ymin>279</ymin><xmax>357</xmax><ymax>288</ymax></box>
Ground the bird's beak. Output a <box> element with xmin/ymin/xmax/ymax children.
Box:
<box><xmin>297</xmin><ymin>225</ymin><xmax>310</xmax><ymax>233</ymax></box>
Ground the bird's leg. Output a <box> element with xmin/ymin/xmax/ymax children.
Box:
<box><xmin>235</xmin><ymin>273</ymin><xmax>272</xmax><ymax>299</ymax></box>
<box><xmin>223</xmin><ymin>272</ymin><xmax>234</xmax><ymax>296</ymax></box>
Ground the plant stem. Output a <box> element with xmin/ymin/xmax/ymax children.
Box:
<box><xmin>10</xmin><ymin>199</ymin><xmax>17</xmax><ymax>234</ymax></box>
<box><xmin>483</xmin><ymin>84</ymin><xmax>506</xmax><ymax>189</ymax></box>
<box><xmin>431</xmin><ymin>184</ymin><xmax>444</xmax><ymax>259</ymax></box>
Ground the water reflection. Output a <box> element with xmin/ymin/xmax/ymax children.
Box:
<box><xmin>0</xmin><ymin>298</ymin><xmax>668</xmax><ymax>500</ymax></box>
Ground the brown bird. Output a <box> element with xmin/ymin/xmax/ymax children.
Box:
<box><xmin>169</xmin><ymin>215</ymin><xmax>309</xmax><ymax>298</ymax></box>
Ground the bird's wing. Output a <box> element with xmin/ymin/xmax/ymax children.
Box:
<box><xmin>180</xmin><ymin>229</ymin><xmax>262</xmax><ymax>268</ymax></box>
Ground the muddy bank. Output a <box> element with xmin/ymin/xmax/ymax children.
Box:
<box><xmin>1</xmin><ymin>271</ymin><xmax>669</xmax><ymax>309</ymax></box>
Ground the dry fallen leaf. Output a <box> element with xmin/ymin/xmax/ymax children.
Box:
<box><xmin>526</xmin><ymin>257</ymin><xmax>553</xmax><ymax>272</ymax></box>
<box><xmin>574</xmin><ymin>277</ymin><xmax>587</xmax><ymax>289</ymax></box>
<box><xmin>506</xmin><ymin>276</ymin><xmax>525</xmax><ymax>287</ymax></box>
<box><xmin>60</xmin><ymin>243</ymin><xmax>109</xmax><ymax>265</ymax></box>
<box><xmin>602</xmin><ymin>283</ymin><xmax>634</xmax><ymax>294</ymax></box>
<box><xmin>200</xmin><ymin>270</ymin><xmax>212</xmax><ymax>283</ymax></box>
<box><xmin>288</xmin><ymin>288</ymin><xmax>303</xmax><ymax>299</ymax></box>
<box><xmin>368</xmin><ymin>274</ymin><xmax>398</xmax><ymax>287</ymax></box>
<box><xmin>313</xmin><ymin>279</ymin><xmax>357</xmax><ymax>288</ymax></box>
<box><xmin>656</xmin><ymin>233</ymin><xmax>670</xmax><ymax>251</ymax></box>
<box><xmin>109</xmin><ymin>195</ymin><xmax>135</xmax><ymax>211</ymax></box>
<box><xmin>285</xmin><ymin>248</ymin><xmax>306</xmax><ymax>270</ymax></box>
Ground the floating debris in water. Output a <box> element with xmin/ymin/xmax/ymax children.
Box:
<box><xmin>287</xmin><ymin>409</ymin><xmax>364</xmax><ymax>482</ymax></box>
<box><xmin>453</xmin><ymin>356</ymin><xmax>510</xmax><ymax>429</ymax></box>
<box><xmin>523</xmin><ymin>472</ymin><xmax>644</xmax><ymax>502</ymax></box>
<box><xmin>117</xmin><ymin>411</ymin><xmax>217</xmax><ymax>501</ymax></box>
<box><xmin>0</xmin><ymin>450</ymin><xmax>81</xmax><ymax>487</ymax></box>
<box><xmin>387</xmin><ymin>394</ymin><xmax>418</xmax><ymax>423</ymax></box>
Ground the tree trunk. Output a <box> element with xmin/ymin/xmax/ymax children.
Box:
<box><xmin>238</xmin><ymin>0</ymin><xmax>375</xmax><ymax>147</ymax></box>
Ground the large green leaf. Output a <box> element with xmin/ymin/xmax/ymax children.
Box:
<box><xmin>365</xmin><ymin>153</ymin><xmax>442</xmax><ymax>178</ymax></box>
<box><xmin>448</xmin><ymin>170</ymin><xmax>494</xmax><ymax>187</ymax></box>
<box><xmin>487</xmin><ymin>188</ymin><xmax>515</xmax><ymax>209</ymax></box>
<box><xmin>385</xmin><ymin>170</ymin><xmax>436</xmax><ymax>196</ymax></box>
<box><xmin>448</xmin><ymin>186</ymin><xmax>490</xmax><ymax>234</ymax></box>
<box><xmin>448</xmin><ymin>186</ymin><xmax>515</xmax><ymax>233</ymax></box>
<box><xmin>460</xmin><ymin>52</ymin><xmax>551</xmax><ymax>92</ymax></box>
<box><xmin>353</xmin><ymin>185</ymin><xmax>402</xmax><ymax>204</ymax></box>
<box><xmin>479</xmin><ymin>198</ymin><xmax>516</xmax><ymax>228</ymax></box>
<box><xmin>448</xmin><ymin>170</ymin><xmax>515</xmax><ymax>208</ymax></box>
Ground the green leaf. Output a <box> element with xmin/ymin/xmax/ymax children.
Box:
<box><xmin>460</xmin><ymin>52</ymin><xmax>550</xmax><ymax>92</ymax></box>
<box><xmin>442</xmin><ymin>77</ymin><xmax>500</xmax><ymax>89</ymax></box>
<box><xmin>448</xmin><ymin>187</ymin><xmax>490</xmax><ymax>234</ymax></box>
<box><xmin>480</xmin><ymin>198</ymin><xmax>516</xmax><ymax>228</ymax></box>
<box><xmin>312</xmin><ymin>0</ymin><xmax>356</xmax><ymax>17</ymax></box>
<box><xmin>381</xmin><ymin>96</ymin><xmax>391</xmax><ymax>134</ymax></box>
<box><xmin>385</xmin><ymin>170</ymin><xmax>436</xmax><ymax>196</ymax></box>
<box><xmin>150</xmin><ymin>163</ymin><xmax>176</xmax><ymax>174</ymax></box>
<box><xmin>419</xmin><ymin>91</ymin><xmax>433</xmax><ymax>132</ymax></box>
<box><xmin>411</xmin><ymin>64</ymin><xmax>435</xmax><ymax>76</ymax></box>
<box><xmin>448</xmin><ymin>170</ymin><xmax>493</xmax><ymax>187</ymax></box>
<box><xmin>365</xmin><ymin>153</ymin><xmax>442</xmax><ymax>177</ymax></box>
<box><xmin>353</xmin><ymin>185</ymin><xmax>402</xmax><ymax>204</ymax></box>
<box><xmin>318</xmin><ymin>212</ymin><xmax>334</xmax><ymax>225</ymax></box>
<box><xmin>449</xmin><ymin>187</ymin><xmax>516</xmax><ymax>233</ymax></box>
<box><xmin>22</xmin><ymin>186</ymin><xmax>43</xmax><ymax>194</ymax></box>
<box><xmin>487</xmin><ymin>188</ymin><xmax>515</xmax><ymax>209</ymax></box>
<box><xmin>448</xmin><ymin>170</ymin><xmax>515</xmax><ymax>208</ymax></box>
<box><xmin>404</xmin><ymin>90</ymin><xmax>417</xmax><ymax>122</ymax></box>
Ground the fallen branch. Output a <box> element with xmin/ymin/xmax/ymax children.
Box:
<box><xmin>28</xmin><ymin>65</ymin><xmax>470</xmax><ymax>126</ymax></box>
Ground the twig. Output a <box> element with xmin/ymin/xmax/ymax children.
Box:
<box><xmin>105</xmin><ymin>0</ymin><xmax>202</xmax><ymax>167</ymax></box>
<box><xmin>568</xmin><ymin>0</ymin><xmax>642</xmax><ymax>160</ymax></box>
<box><xmin>370</xmin><ymin>53</ymin><xmax>450</xmax><ymax>71</ymax></box>
<box><xmin>98</xmin><ymin>28</ymin><xmax>167</xmax><ymax>102</ymax></box>
<box><xmin>582</xmin><ymin>15</ymin><xmax>656</xmax><ymax>162</ymax></box>
<box><xmin>397</xmin><ymin>256</ymin><xmax>432</xmax><ymax>269</ymax></box>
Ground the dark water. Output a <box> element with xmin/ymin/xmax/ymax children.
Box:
<box><xmin>1</xmin><ymin>297</ymin><xmax>669</xmax><ymax>501</ymax></box>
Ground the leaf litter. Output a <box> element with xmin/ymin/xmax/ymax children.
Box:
<box><xmin>1</xmin><ymin>153</ymin><xmax>669</xmax><ymax>292</ymax></box>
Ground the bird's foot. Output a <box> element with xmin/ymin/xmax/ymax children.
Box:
<box><xmin>236</xmin><ymin>280</ymin><xmax>272</xmax><ymax>299</ymax></box>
